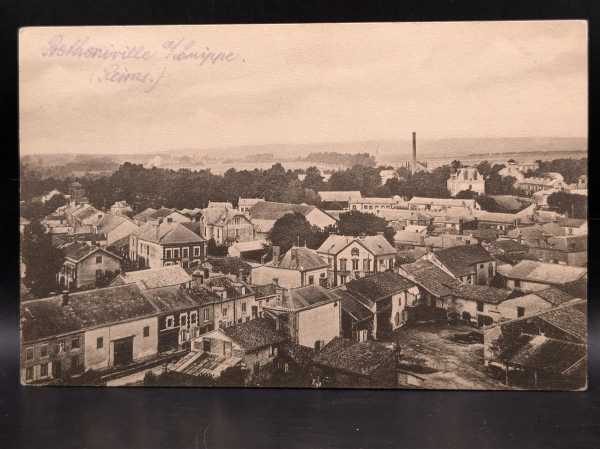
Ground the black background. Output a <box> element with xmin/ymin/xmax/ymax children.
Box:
<box><xmin>1</xmin><ymin>1</ymin><xmax>599</xmax><ymax>448</ymax></box>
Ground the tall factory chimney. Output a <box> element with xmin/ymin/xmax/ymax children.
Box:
<box><xmin>411</xmin><ymin>132</ymin><xmax>417</xmax><ymax>175</ymax></box>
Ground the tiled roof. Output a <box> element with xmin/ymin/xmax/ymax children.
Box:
<box><xmin>71</xmin><ymin>205</ymin><xmax>102</xmax><ymax>221</ymax></box>
<box><xmin>500</xmin><ymin>260</ymin><xmax>586</xmax><ymax>285</ymax></box>
<box><xmin>206</xmin><ymin>257</ymin><xmax>252</xmax><ymax>275</ymax></box>
<box><xmin>450</xmin><ymin>284</ymin><xmax>513</xmax><ymax>305</ymax></box>
<box><xmin>474</xmin><ymin>211</ymin><xmax>520</xmax><ymax>224</ymax></box>
<box><xmin>62</xmin><ymin>242</ymin><xmax>120</xmax><ymax>263</ymax></box>
<box><xmin>222</xmin><ymin>318</ymin><xmax>288</xmax><ymax>351</ymax></box>
<box><xmin>279</xmin><ymin>342</ymin><xmax>315</xmax><ymax>366</ymax></box>
<box><xmin>499</xmin><ymin>334</ymin><xmax>586</xmax><ymax>373</ymax></box>
<box><xmin>20</xmin><ymin>284</ymin><xmax>159</xmax><ymax>342</ymax></box>
<box><xmin>346</xmin><ymin>272</ymin><xmax>415</xmax><ymax>304</ymax></box>
<box><xmin>114</xmin><ymin>266</ymin><xmax>192</xmax><ymax>290</ymax></box>
<box><xmin>463</xmin><ymin>228</ymin><xmax>499</xmax><ymax>242</ymax></box>
<box><xmin>248</xmin><ymin>201</ymin><xmax>315</xmax><ymax>220</ymax></box>
<box><xmin>490</xmin><ymin>239</ymin><xmax>529</xmax><ymax>253</ymax></box>
<box><xmin>433</xmin><ymin>245</ymin><xmax>493</xmax><ymax>277</ymax></box>
<box><xmin>137</xmin><ymin>222</ymin><xmax>205</xmax><ymax>245</ymax></box>
<box><xmin>558</xmin><ymin>218</ymin><xmax>586</xmax><ymax>228</ymax></box>
<box><xmin>202</xmin><ymin>207</ymin><xmax>248</xmax><ymax>226</ymax></box>
<box><xmin>537</xmin><ymin>304</ymin><xmax>587</xmax><ymax>342</ymax></box>
<box><xmin>317</xmin><ymin>234</ymin><xmax>396</xmax><ymax>256</ymax></box>
<box><xmin>133</xmin><ymin>207</ymin><xmax>157</xmax><ymax>222</ymax></box>
<box><xmin>314</xmin><ymin>337</ymin><xmax>394</xmax><ymax>377</ymax></box>
<box><xmin>97</xmin><ymin>214</ymin><xmax>135</xmax><ymax>234</ymax></box>
<box><xmin>534</xmin><ymin>287</ymin><xmax>577</xmax><ymax>307</ymax></box>
<box><xmin>143</xmin><ymin>285</ymin><xmax>206</xmax><ymax>313</ymax></box>
<box><xmin>202</xmin><ymin>276</ymin><xmax>254</xmax><ymax>301</ymax></box>
<box><xmin>150</xmin><ymin>207</ymin><xmax>176</xmax><ymax>219</ymax></box>
<box><xmin>270</xmin><ymin>246</ymin><xmax>328</xmax><ymax>271</ymax></box>
<box><xmin>399</xmin><ymin>260</ymin><xmax>461</xmax><ymax>298</ymax></box>
<box><xmin>329</xmin><ymin>288</ymin><xmax>373</xmax><ymax>321</ymax></box>
<box><xmin>180</xmin><ymin>221</ymin><xmax>204</xmax><ymax>237</ymax></box>
<box><xmin>275</xmin><ymin>285</ymin><xmax>337</xmax><ymax>311</ymax></box>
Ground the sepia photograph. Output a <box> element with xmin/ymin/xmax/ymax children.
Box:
<box><xmin>18</xmin><ymin>21</ymin><xmax>588</xmax><ymax>390</ymax></box>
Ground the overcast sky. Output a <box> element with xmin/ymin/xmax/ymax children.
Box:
<box><xmin>19</xmin><ymin>21</ymin><xmax>587</xmax><ymax>155</ymax></box>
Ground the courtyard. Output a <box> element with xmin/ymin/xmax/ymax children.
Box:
<box><xmin>393</xmin><ymin>322</ymin><xmax>508</xmax><ymax>390</ymax></box>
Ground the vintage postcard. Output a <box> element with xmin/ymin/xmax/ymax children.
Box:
<box><xmin>19</xmin><ymin>22</ymin><xmax>587</xmax><ymax>389</ymax></box>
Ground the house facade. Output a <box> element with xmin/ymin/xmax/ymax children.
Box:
<box><xmin>422</xmin><ymin>244</ymin><xmax>496</xmax><ymax>286</ymax></box>
<box><xmin>130</xmin><ymin>221</ymin><xmax>206</xmax><ymax>269</ymax></box>
<box><xmin>58</xmin><ymin>242</ymin><xmax>122</xmax><ymax>290</ymax></box>
<box><xmin>447</xmin><ymin>167</ymin><xmax>486</xmax><ymax>196</ymax></box>
<box><xmin>201</xmin><ymin>207</ymin><xmax>255</xmax><ymax>245</ymax></box>
<box><xmin>20</xmin><ymin>285</ymin><xmax>162</xmax><ymax>383</ymax></box>
<box><xmin>262</xmin><ymin>285</ymin><xmax>341</xmax><ymax>350</ymax></box>
<box><xmin>252</xmin><ymin>246</ymin><xmax>329</xmax><ymax>288</ymax></box>
<box><xmin>317</xmin><ymin>235</ymin><xmax>396</xmax><ymax>287</ymax></box>
<box><xmin>345</xmin><ymin>272</ymin><xmax>419</xmax><ymax>339</ymax></box>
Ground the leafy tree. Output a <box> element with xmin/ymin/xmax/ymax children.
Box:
<box><xmin>328</xmin><ymin>165</ymin><xmax>382</xmax><ymax>196</ymax></box>
<box><xmin>529</xmin><ymin>158</ymin><xmax>587</xmax><ymax>184</ymax></box>
<box><xmin>455</xmin><ymin>190</ymin><xmax>479</xmax><ymax>199</ymax></box>
<box><xmin>547</xmin><ymin>191</ymin><xmax>587</xmax><ymax>218</ymax></box>
<box><xmin>302</xmin><ymin>166</ymin><xmax>325</xmax><ymax>192</ymax></box>
<box><xmin>338</xmin><ymin>211</ymin><xmax>395</xmax><ymax>245</ymax></box>
<box><xmin>21</xmin><ymin>220</ymin><xmax>64</xmax><ymax>297</ymax></box>
<box><xmin>268</xmin><ymin>213</ymin><xmax>329</xmax><ymax>253</ymax></box>
<box><xmin>486</xmin><ymin>173</ymin><xmax>517</xmax><ymax>195</ymax></box>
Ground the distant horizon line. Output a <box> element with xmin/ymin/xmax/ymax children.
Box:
<box><xmin>19</xmin><ymin>135</ymin><xmax>588</xmax><ymax>157</ymax></box>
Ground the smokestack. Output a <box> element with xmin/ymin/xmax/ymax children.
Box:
<box><xmin>412</xmin><ymin>132</ymin><xmax>417</xmax><ymax>175</ymax></box>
